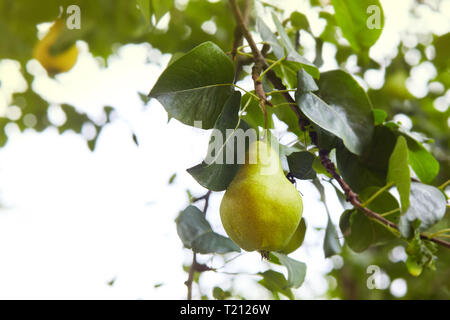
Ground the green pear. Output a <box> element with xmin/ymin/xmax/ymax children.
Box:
<box><xmin>220</xmin><ymin>139</ymin><xmax>303</xmax><ymax>252</ymax></box>
<box><xmin>278</xmin><ymin>218</ymin><xmax>307</xmax><ymax>254</ymax></box>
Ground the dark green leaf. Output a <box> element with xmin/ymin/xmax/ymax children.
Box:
<box><xmin>387</xmin><ymin>136</ymin><xmax>410</xmax><ymax>212</ymax></box>
<box><xmin>297</xmin><ymin>70</ymin><xmax>374</xmax><ymax>155</ymax></box>
<box><xmin>359</xmin><ymin>186</ymin><xmax>399</xmax><ymax>217</ymax></box>
<box><xmin>336</xmin><ymin>126</ymin><xmax>397</xmax><ymax>192</ymax></box>
<box><xmin>358</xmin><ymin>186</ymin><xmax>400</xmax><ymax>245</ymax></box>
<box><xmin>258</xmin><ymin>270</ymin><xmax>294</xmax><ymax>300</ymax></box>
<box><xmin>287</xmin><ymin>151</ymin><xmax>316</xmax><ymax>179</ymax></box>
<box><xmin>333</xmin><ymin>184</ymin><xmax>353</xmax><ymax>210</ymax></box>
<box><xmin>339</xmin><ymin>210</ymin><xmax>353</xmax><ymax>237</ymax></box>
<box><xmin>324</xmin><ymin>215</ymin><xmax>342</xmax><ymax>257</ymax></box>
<box><xmin>346</xmin><ymin>211</ymin><xmax>375</xmax><ymax>252</ymax></box>
<box><xmin>191</xmin><ymin>232</ymin><xmax>241</xmax><ymax>254</ymax></box>
<box><xmin>271</xmin><ymin>252</ymin><xmax>307</xmax><ymax>289</ymax></box>
<box><xmin>187</xmin><ymin>92</ymin><xmax>251</xmax><ymax>191</ymax></box>
<box><xmin>176</xmin><ymin>205</ymin><xmax>240</xmax><ymax>254</ymax></box>
<box><xmin>149</xmin><ymin>41</ymin><xmax>234</xmax><ymax>129</ymax></box>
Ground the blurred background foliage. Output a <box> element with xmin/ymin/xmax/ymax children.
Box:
<box><xmin>0</xmin><ymin>0</ymin><xmax>449</xmax><ymax>299</ymax></box>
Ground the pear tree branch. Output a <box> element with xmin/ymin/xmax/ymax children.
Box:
<box><xmin>229</xmin><ymin>0</ymin><xmax>272</xmax><ymax>130</ymax></box>
<box><xmin>185</xmin><ymin>191</ymin><xmax>213</xmax><ymax>300</ymax></box>
<box><xmin>227</xmin><ymin>0</ymin><xmax>450</xmax><ymax>250</ymax></box>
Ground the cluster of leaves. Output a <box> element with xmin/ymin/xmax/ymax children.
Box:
<box><xmin>0</xmin><ymin>0</ymin><xmax>237</xmax><ymax>149</ymax></box>
<box><xmin>149</xmin><ymin>0</ymin><xmax>449</xmax><ymax>299</ymax></box>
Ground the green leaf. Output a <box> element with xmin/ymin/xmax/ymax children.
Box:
<box><xmin>354</xmin><ymin>187</ymin><xmax>400</xmax><ymax>246</ymax></box>
<box><xmin>339</xmin><ymin>210</ymin><xmax>353</xmax><ymax>237</ymax></box>
<box><xmin>212</xmin><ymin>287</ymin><xmax>232</xmax><ymax>300</ymax></box>
<box><xmin>387</xmin><ymin>136</ymin><xmax>410</xmax><ymax>213</ymax></box>
<box><xmin>312</xmin><ymin>156</ymin><xmax>332</xmax><ymax>178</ymax></box>
<box><xmin>359</xmin><ymin>186</ymin><xmax>399</xmax><ymax>217</ymax></box>
<box><xmin>150</xmin><ymin>0</ymin><xmax>174</xmax><ymax>24</ymax></box>
<box><xmin>336</xmin><ymin>126</ymin><xmax>397</xmax><ymax>192</ymax></box>
<box><xmin>149</xmin><ymin>41</ymin><xmax>234</xmax><ymax>129</ymax></box>
<box><xmin>136</xmin><ymin>0</ymin><xmax>152</xmax><ymax>25</ymax></box>
<box><xmin>268</xmin><ymin>252</ymin><xmax>282</xmax><ymax>265</ymax></box>
<box><xmin>137</xmin><ymin>0</ymin><xmax>174</xmax><ymax>26</ymax></box>
<box><xmin>333</xmin><ymin>184</ymin><xmax>353</xmax><ymax>210</ymax></box>
<box><xmin>297</xmin><ymin>69</ymin><xmax>318</xmax><ymax>93</ymax></box>
<box><xmin>406</xmin><ymin>138</ymin><xmax>439</xmax><ymax>184</ymax></box>
<box><xmin>240</xmin><ymin>92</ymin><xmax>273</xmax><ymax>129</ymax></box>
<box><xmin>258</xmin><ymin>270</ymin><xmax>294</xmax><ymax>300</ymax></box>
<box><xmin>168</xmin><ymin>173</ymin><xmax>177</xmax><ymax>184</ymax></box>
<box><xmin>290</xmin><ymin>11</ymin><xmax>310</xmax><ymax>31</ymax></box>
<box><xmin>138</xmin><ymin>92</ymin><xmax>151</xmax><ymax>105</ymax></box>
<box><xmin>256</xmin><ymin>18</ymin><xmax>285</xmax><ymax>60</ymax></box>
<box><xmin>297</xmin><ymin>70</ymin><xmax>374</xmax><ymax>155</ymax></box>
<box><xmin>287</xmin><ymin>151</ymin><xmax>316</xmax><ymax>180</ymax></box>
<box><xmin>191</xmin><ymin>232</ymin><xmax>241</xmax><ymax>254</ymax></box>
<box><xmin>323</xmin><ymin>214</ymin><xmax>342</xmax><ymax>257</ymax></box>
<box><xmin>271</xmin><ymin>252</ymin><xmax>307</xmax><ymax>289</ymax></box>
<box><xmin>332</xmin><ymin>0</ymin><xmax>384</xmax><ymax>52</ymax></box>
<box><xmin>346</xmin><ymin>211</ymin><xmax>375</xmax><ymax>252</ymax></box>
<box><xmin>385</xmin><ymin>124</ymin><xmax>439</xmax><ymax>184</ymax></box>
<box><xmin>270</xmin><ymin>57</ymin><xmax>307</xmax><ymax>89</ymax></box>
<box><xmin>372</xmin><ymin>109</ymin><xmax>387</xmax><ymax>125</ymax></box>
<box><xmin>318</xmin><ymin>11</ymin><xmax>339</xmax><ymax>44</ymax></box>
<box><xmin>398</xmin><ymin>182</ymin><xmax>447</xmax><ymax>238</ymax></box>
<box><xmin>272</xmin><ymin>13</ymin><xmax>319</xmax><ymax>79</ymax></box>
<box><xmin>270</xmin><ymin>93</ymin><xmax>302</xmax><ymax>136</ymax></box>
<box><xmin>187</xmin><ymin>92</ymin><xmax>250</xmax><ymax>191</ymax></box>
<box><xmin>433</xmin><ymin>32</ymin><xmax>450</xmax><ymax>69</ymax></box>
<box><xmin>176</xmin><ymin>205</ymin><xmax>240</xmax><ymax>254</ymax></box>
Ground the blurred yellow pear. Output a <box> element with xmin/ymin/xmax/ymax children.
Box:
<box><xmin>220</xmin><ymin>139</ymin><xmax>303</xmax><ymax>252</ymax></box>
<box><xmin>33</xmin><ymin>19</ymin><xmax>78</xmax><ymax>75</ymax></box>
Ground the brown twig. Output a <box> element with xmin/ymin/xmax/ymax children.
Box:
<box><xmin>186</xmin><ymin>252</ymin><xmax>197</xmax><ymax>300</ymax></box>
<box><xmin>229</xmin><ymin>0</ymin><xmax>270</xmax><ymax>128</ymax></box>
<box><xmin>185</xmin><ymin>190</ymin><xmax>213</xmax><ymax>300</ymax></box>
<box><xmin>319</xmin><ymin>150</ymin><xmax>450</xmax><ymax>249</ymax></box>
<box><xmin>192</xmin><ymin>190</ymin><xmax>212</xmax><ymax>204</ymax></box>
<box><xmin>230</xmin><ymin>0</ymin><xmax>251</xmax><ymax>61</ymax></box>
<box><xmin>227</xmin><ymin>0</ymin><xmax>450</xmax><ymax>250</ymax></box>
<box><xmin>229</xmin><ymin>0</ymin><xmax>306</xmax><ymax>128</ymax></box>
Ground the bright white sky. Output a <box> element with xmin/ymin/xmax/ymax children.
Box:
<box><xmin>0</xmin><ymin>0</ymin><xmax>448</xmax><ymax>299</ymax></box>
